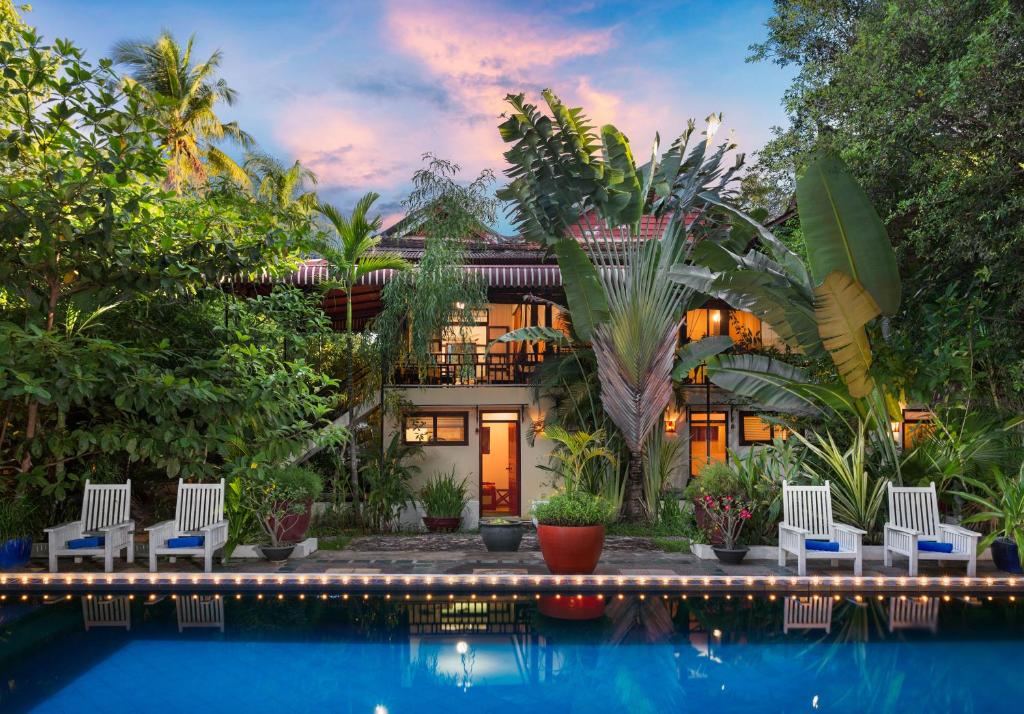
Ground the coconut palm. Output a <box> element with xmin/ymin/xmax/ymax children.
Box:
<box><xmin>319</xmin><ymin>193</ymin><xmax>411</xmax><ymax>516</ymax></box>
<box><xmin>244</xmin><ymin>153</ymin><xmax>319</xmax><ymax>212</ymax></box>
<box><xmin>112</xmin><ymin>31</ymin><xmax>253</xmax><ymax>191</ymax></box>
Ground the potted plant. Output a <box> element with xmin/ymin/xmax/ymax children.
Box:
<box><xmin>696</xmin><ymin>492</ymin><xmax>754</xmax><ymax>565</ymax></box>
<box><xmin>684</xmin><ymin>461</ymin><xmax>743</xmax><ymax>547</ymax></box>
<box><xmin>243</xmin><ymin>466</ymin><xmax>323</xmax><ymax>562</ymax></box>
<box><xmin>534</xmin><ymin>490</ymin><xmax>617</xmax><ymax>574</ymax></box>
<box><xmin>480</xmin><ymin>517</ymin><xmax>524</xmax><ymax>552</ymax></box>
<box><xmin>419</xmin><ymin>468</ymin><xmax>469</xmax><ymax>533</ymax></box>
<box><xmin>535</xmin><ymin>426</ymin><xmax>618</xmax><ymax>574</ymax></box>
<box><xmin>956</xmin><ymin>467</ymin><xmax>1024</xmax><ymax>574</ymax></box>
<box><xmin>0</xmin><ymin>497</ymin><xmax>36</xmax><ymax>570</ymax></box>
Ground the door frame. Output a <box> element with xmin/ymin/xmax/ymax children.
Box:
<box><xmin>478</xmin><ymin>409</ymin><xmax>522</xmax><ymax>517</ymax></box>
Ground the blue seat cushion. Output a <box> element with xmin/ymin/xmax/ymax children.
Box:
<box><xmin>918</xmin><ymin>540</ymin><xmax>954</xmax><ymax>553</ymax></box>
<box><xmin>67</xmin><ymin>536</ymin><xmax>104</xmax><ymax>549</ymax></box>
<box><xmin>805</xmin><ymin>539</ymin><xmax>840</xmax><ymax>552</ymax></box>
<box><xmin>166</xmin><ymin>535</ymin><xmax>204</xmax><ymax>548</ymax></box>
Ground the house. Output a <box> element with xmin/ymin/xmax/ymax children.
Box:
<box><xmin>260</xmin><ymin>220</ymin><xmax>801</xmax><ymax>524</ymax></box>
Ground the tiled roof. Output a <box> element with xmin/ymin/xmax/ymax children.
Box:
<box><xmin>259</xmin><ymin>260</ymin><xmax>564</xmax><ymax>289</ymax></box>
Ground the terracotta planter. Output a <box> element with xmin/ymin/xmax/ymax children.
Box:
<box><xmin>537</xmin><ymin>524</ymin><xmax>605</xmax><ymax>574</ymax></box>
<box><xmin>423</xmin><ymin>516</ymin><xmax>461</xmax><ymax>533</ymax></box>
<box><xmin>695</xmin><ymin>507</ymin><xmax>725</xmax><ymax>546</ymax></box>
<box><xmin>272</xmin><ymin>499</ymin><xmax>313</xmax><ymax>543</ymax></box>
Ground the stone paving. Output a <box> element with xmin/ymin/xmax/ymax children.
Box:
<box><xmin>14</xmin><ymin>532</ymin><xmax>1011</xmax><ymax>581</ymax></box>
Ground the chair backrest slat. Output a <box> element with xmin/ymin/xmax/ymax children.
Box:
<box><xmin>174</xmin><ymin>479</ymin><xmax>226</xmax><ymax>533</ymax></box>
<box><xmin>887</xmin><ymin>482</ymin><xmax>939</xmax><ymax>538</ymax></box>
<box><xmin>782</xmin><ymin>481</ymin><xmax>834</xmax><ymax>539</ymax></box>
<box><xmin>80</xmin><ymin>480</ymin><xmax>132</xmax><ymax>532</ymax></box>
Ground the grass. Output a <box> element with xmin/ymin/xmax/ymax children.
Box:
<box><xmin>317</xmin><ymin>534</ymin><xmax>353</xmax><ymax>550</ymax></box>
<box><xmin>652</xmin><ymin>537</ymin><xmax>691</xmax><ymax>553</ymax></box>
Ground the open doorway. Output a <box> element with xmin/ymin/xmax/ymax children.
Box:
<box><xmin>479</xmin><ymin>411</ymin><xmax>520</xmax><ymax>517</ymax></box>
<box><xmin>689</xmin><ymin>409</ymin><xmax>729</xmax><ymax>477</ymax></box>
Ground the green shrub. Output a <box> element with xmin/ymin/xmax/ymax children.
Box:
<box><xmin>684</xmin><ymin>461</ymin><xmax>741</xmax><ymax>501</ymax></box>
<box><xmin>534</xmin><ymin>490</ymin><xmax>617</xmax><ymax>527</ymax></box>
<box><xmin>0</xmin><ymin>497</ymin><xmax>37</xmax><ymax>541</ymax></box>
<box><xmin>273</xmin><ymin>466</ymin><xmax>324</xmax><ymax>500</ymax></box>
<box><xmin>419</xmin><ymin>468</ymin><xmax>469</xmax><ymax>518</ymax></box>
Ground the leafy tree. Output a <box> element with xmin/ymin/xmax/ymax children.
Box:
<box><xmin>747</xmin><ymin>0</ymin><xmax>1024</xmax><ymax>410</ymax></box>
<box><xmin>318</xmin><ymin>193</ymin><xmax>410</xmax><ymax>515</ymax></box>
<box><xmin>112</xmin><ymin>31</ymin><xmax>254</xmax><ymax>191</ymax></box>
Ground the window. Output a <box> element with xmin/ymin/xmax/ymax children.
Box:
<box><xmin>902</xmin><ymin>409</ymin><xmax>933</xmax><ymax>449</ymax></box>
<box><xmin>739</xmin><ymin>412</ymin><xmax>790</xmax><ymax>445</ymax></box>
<box><xmin>689</xmin><ymin>409</ymin><xmax>729</xmax><ymax>477</ymax></box>
<box><xmin>402</xmin><ymin>412</ymin><xmax>468</xmax><ymax>445</ymax></box>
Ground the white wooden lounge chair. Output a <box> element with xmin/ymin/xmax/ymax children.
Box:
<box><xmin>883</xmin><ymin>482</ymin><xmax>979</xmax><ymax>577</ymax></box>
<box><xmin>147</xmin><ymin>479</ymin><xmax>228</xmax><ymax>573</ymax></box>
<box><xmin>83</xmin><ymin>596</ymin><xmax>131</xmax><ymax>631</ymax></box>
<box><xmin>778</xmin><ymin>481</ymin><xmax>865</xmax><ymax>576</ymax></box>
<box><xmin>45</xmin><ymin>480</ymin><xmax>134</xmax><ymax>573</ymax></box>
<box><xmin>176</xmin><ymin>595</ymin><xmax>225</xmax><ymax>632</ymax></box>
<box><xmin>783</xmin><ymin>596</ymin><xmax>833</xmax><ymax>634</ymax></box>
<box><xmin>888</xmin><ymin>596</ymin><xmax>939</xmax><ymax>633</ymax></box>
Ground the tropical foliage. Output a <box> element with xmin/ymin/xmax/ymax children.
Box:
<box><xmin>497</xmin><ymin>90</ymin><xmax>743</xmax><ymax>519</ymax></box>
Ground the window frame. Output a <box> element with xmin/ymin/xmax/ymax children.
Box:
<box><xmin>901</xmin><ymin>409</ymin><xmax>933</xmax><ymax>450</ymax></box>
<box><xmin>401</xmin><ymin>411</ymin><xmax>469</xmax><ymax>446</ymax></box>
<box><xmin>738</xmin><ymin>411</ymin><xmax>789</xmax><ymax>445</ymax></box>
<box><xmin>687</xmin><ymin>408</ymin><xmax>730</xmax><ymax>477</ymax></box>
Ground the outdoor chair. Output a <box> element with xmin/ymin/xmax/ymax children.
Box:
<box><xmin>45</xmin><ymin>479</ymin><xmax>134</xmax><ymax>573</ymax></box>
<box><xmin>783</xmin><ymin>596</ymin><xmax>833</xmax><ymax>634</ymax></box>
<box><xmin>778</xmin><ymin>481</ymin><xmax>865</xmax><ymax>576</ymax></box>
<box><xmin>147</xmin><ymin>479</ymin><xmax>228</xmax><ymax>573</ymax></box>
<box><xmin>883</xmin><ymin>482</ymin><xmax>979</xmax><ymax>577</ymax></box>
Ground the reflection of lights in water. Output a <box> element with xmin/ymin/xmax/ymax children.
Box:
<box><xmin>456</xmin><ymin>641</ymin><xmax>469</xmax><ymax>655</ymax></box>
<box><xmin>712</xmin><ymin>629</ymin><xmax>722</xmax><ymax>639</ymax></box>
<box><xmin>374</xmin><ymin>706</ymin><xmax>388</xmax><ymax>714</ymax></box>
<box><xmin>812</xmin><ymin>695</ymin><xmax>820</xmax><ymax>709</ymax></box>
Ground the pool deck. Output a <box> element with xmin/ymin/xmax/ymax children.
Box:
<box><xmin>3</xmin><ymin>535</ymin><xmax>1021</xmax><ymax>596</ymax></box>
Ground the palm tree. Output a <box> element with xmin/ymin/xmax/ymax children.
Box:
<box><xmin>245</xmin><ymin>153</ymin><xmax>319</xmax><ymax>212</ymax></box>
<box><xmin>319</xmin><ymin>193</ymin><xmax>411</xmax><ymax>516</ymax></box>
<box><xmin>112</xmin><ymin>31</ymin><xmax>253</xmax><ymax>191</ymax></box>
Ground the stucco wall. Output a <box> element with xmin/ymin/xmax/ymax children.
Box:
<box><xmin>384</xmin><ymin>386</ymin><xmax>558</xmax><ymax>520</ymax></box>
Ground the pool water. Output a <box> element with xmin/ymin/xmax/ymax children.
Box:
<box><xmin>2</xmin><ymin>593</ymin><xmax>1022</xmax><ymax>712</ymax></box>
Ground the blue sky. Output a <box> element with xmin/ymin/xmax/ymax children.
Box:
<box><xmin>26</xmin><ymin>0</ymin><xmax>792</xmax><ymax>228</ymax></box>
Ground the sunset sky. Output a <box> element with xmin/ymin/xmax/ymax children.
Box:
<box><xmin>28</xmin><ymin>0</ymin><xmax>793</xmax><ymax>228</ymax></box>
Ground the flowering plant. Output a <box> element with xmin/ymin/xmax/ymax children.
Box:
<box><xmin>697</xmin><ymin>494</ymin><xmax>753</xmax><ymax>550</ymax></box>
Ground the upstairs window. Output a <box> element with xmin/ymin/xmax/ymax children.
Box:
<box><xmin>403</xmin><ymin>412</ymin><xmax>468</xmax><ymax>445</ymax></box>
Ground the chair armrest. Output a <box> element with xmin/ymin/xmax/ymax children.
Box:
<box><xmin>97</xmin><ymin>520</ymin><xmax>135</xmax><ymax>533</ymax></box>
<box><xmin>779</xmin><ymin>523</ymin><xmax>810</xmax><ymax>536</ymax></box>
<box><xmin>939</xmin><ymin>523</ymin><xmax>981</xmax><ymax>539</ymax></box>
<box><xmin>884</xmin><ymin>523</ymin><xmax>921</xmax><ymax>536</ymax></box>
<box><xmin>833</xmin><ymin>522</ymin><xmax>867</xmax><ymax>536</ymax></box>
<box><xmin>44</xmin><ymin>520</ymin><xmax>83</xmax><ymax>534</ymax></box>
<box><xmin>146</xmin><ymin>521</ymin><xmax>177</xmax><ymax>542</ymax></box>
<box><xmin>199</xmin><ymin>519</ymin><xmax>229</xmax><ymax>533</ymax></box>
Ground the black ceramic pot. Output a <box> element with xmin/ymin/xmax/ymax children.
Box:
<box><xmin>260</xmin><ymin>544</ymin><xmax>296</xmax><ymax>562</ymax></box>
<box><xmin>991</xmin><ymin>537</ymin><xmax>1022</xmax><ymax>574</ymax></box>
<box><xmin>480</xmin><ymin>522</ymin><xmax>525</xmax><ymax>552</ymax></box>
<box><xmin>712</xmin><ymin>546</ymin><xmax>749</xmax><ymax>565</ymax></box>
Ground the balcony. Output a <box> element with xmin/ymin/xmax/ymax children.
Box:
<box><xmin>395</xmin><ymin>347</ymin><xmax>563</xmax><ymax>386</ymax></box>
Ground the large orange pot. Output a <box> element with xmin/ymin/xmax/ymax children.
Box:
<box><xmin>537</xmin><ymin>524</ymin><xmax>605</xmax><ymax>574</ymax></box>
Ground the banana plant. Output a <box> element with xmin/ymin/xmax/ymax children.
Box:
<box><xmin>496</xmin><ymin>90</ymin><xmax>743</xmax><ymax>519</ymax></box>
<box><xmin>669</xmin><ymin>151</ymin><xmax>905</xmax><ymax>476</ymax></box>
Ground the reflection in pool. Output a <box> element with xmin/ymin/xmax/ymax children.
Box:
<box><xmin>2</xmin><ymin>593</ymin><xmax>1022</xmax><ymax>712</ymax></box>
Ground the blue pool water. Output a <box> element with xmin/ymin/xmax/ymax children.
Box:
<box><xmin>2</xmin><ymin>594</ymin><xmax>1022</xmax><ymax>712</ymax></box>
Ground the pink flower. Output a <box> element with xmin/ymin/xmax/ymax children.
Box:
<box><xmin>740</xmin><ymin>509</ymin><xmax>752</xmax><ymax>520</ymax></box>
<box><xmin>724</xmin><ymin>504</ymin><xmax>731</xmax><ymax>511</ymax></box>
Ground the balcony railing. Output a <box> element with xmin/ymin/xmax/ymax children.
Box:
<box><xmin>395</xmin><ymin>347</ymin><xmax>564</xmax><ymax>385</ymax></box>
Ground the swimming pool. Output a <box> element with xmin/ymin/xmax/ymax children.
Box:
<box><xmin>2</xmin><ymin>593</ymin><xmax>1022</xmax><ymax>712</ymax></box>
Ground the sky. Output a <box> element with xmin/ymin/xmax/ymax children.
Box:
<box><xmin>25</xmin><ymin>0</ymin><xmax>793</xmax><ymax>230</ymax></box>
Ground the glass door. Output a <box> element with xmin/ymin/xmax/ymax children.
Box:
<box><xmin>479</xmin><ymin>411</ymin><xmax>521</xmax><ymax>517</ymax></box>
